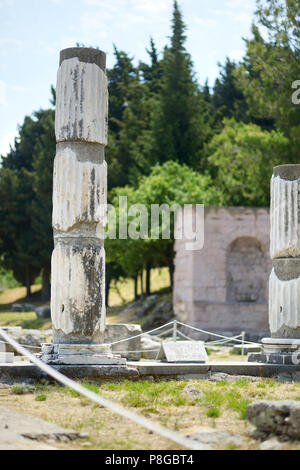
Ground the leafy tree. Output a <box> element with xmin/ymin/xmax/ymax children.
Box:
<box><xmin>236</xmin><ymin>0</ymin><xmax>300</xmax><ymax>142</ymax></box>
<box><xmin>106</xmin><ymin>161</ymin><xmax>222</xmax><ymax>291</ymax></box>
<box><xmin>208</xmin><ymin>118</ymin><xmax>290</xmax><ymax>207</ymax></box>
<box><xmin>0</xmin><ymin>106</ymin><xmax>55</xmax><ymax>299</ymax></box>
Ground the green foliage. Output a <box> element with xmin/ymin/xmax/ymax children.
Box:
<box><xmin>0</xmin><ymin>268</ymin><xmax>21</xmax><ymax>293</ymax></box>
<box><xmin>35</xmin><ymin>394</ymin><xmax>47</xmax><ymax>401</ymax></box>
<box><xmin>208</xmin><ymin>118</ymin><xmax>290</xmax><ymax>206</ymax></box>
<box><xmin>212</xmin><ymin>58</ymin><xmax>248</xmax><ymax>125</ymax></box>
<box><xmin>11</xmin><ymin>385</ymin><xmax>28</xmax><ymax>395</ymax></box>
<box><xmin>106</xmin><ymin>161</ymin><xmax>222</xmax><ymax>285</ymax></box>
<box><xmin>206</xmin><ymin>407</ymin><xmax>220</xmax><ymax>418</ymax></box>
<box><xmin>236</xmin><ymin>0</ymin><xmax>300</xmax><ymax>143</ymax></box>
<box><xmin>153</xmin><ymin>1</ymin><xmax>211</xmax><ymax>170</ymax></box>
<box><xmin>0</xmin><ymin>107</ymin><xmax>55</xmax><ymax>298</ymax></box>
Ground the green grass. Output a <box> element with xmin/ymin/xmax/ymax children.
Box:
<box><xmin>0</xmin><ymin>311</ymin><xmax>50</xmax><ymax>329</ymax></box>
<box><xmin>10</xmin><ymin>385</ymin><xmax>28</xmax><ymax>395</ymax></box>
<box><xmin>62</xmin><ymin>380</ymin><xmax>101</xmax><ymax>398</ymax></box>
<box><xmin>35</xmin><ymin>394</ymin><xmax>47</xmax><ymax>401</ymax></box>
<box><xmin>206</xmin><ymin>407</ymin><xmax>220</xmax><ymax>418</ymax></box>
<box><xmin>0</xmin><ymin>270</ymin><xmax>21</xmax><ymax>293</ymax></box>
<box><xmin>0</xmin><ymin>311</ymin><xmax>36</xmax><ymax>326</ymax></box>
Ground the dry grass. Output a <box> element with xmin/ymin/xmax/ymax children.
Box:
<box><xmin>0</xmin><ymin>285</ymin><xmax>42</xmax><ymax>309</ymax></box>
<box><xmin>1</xmin><ymin>378</ymin><xmax>300</xmax><ymax>450</ymax></box>
<box><xmin>108</xmin><ymin>267</ymin><xmax>170</xmax><ymax>307</ymax></box>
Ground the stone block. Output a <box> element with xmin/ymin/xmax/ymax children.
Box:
<box><xmin>55</xmin><ymin>57</ymin><xmax>108</xmax><ymax>144</ymax></box>
<box><xmin>269</xmin><ymin>266</ymin><xmax>300</xmax><ymax>338</ymax></box>
<box><xmin>35</xmin><ymin>306</ymin><xmax>51</xmax><ymax>319</ymax></box>
<box><xmin>53</xmin><ymin>145</ymin><xmax>107</xmax><ymax>233</ymax></box>
<box><xmin>270</xmin><ymin>166</ymin><xmax>300</xmax><ymax>259</ymax></box>
<box><xmin>51</xmin><ymin>242</ymin><xmax>105</xmax><ymax>344</ymax></box>
<box><xmin>104</xmin><ymin>324</ymin><xmax>142</xmax><ymax>361</ymax></box>
<box><xmin>247</xmin><ymin>400</ymin><xmax>300</xmax><ymax>440</ymax></box>
<box><xmin>11</xmin><ymin>304</ymin><xmax>22</xmax><ymax>312</ymax></box>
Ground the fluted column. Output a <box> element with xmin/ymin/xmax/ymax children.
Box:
<box><xmin>40</xmin><ymin>48</ymin><xmax>124</xmax><ymax>365</ymax></box>
<box><xmin>249</xmin><ymin>165</ymin><xmax>300</xmax><ymax>364</ymax></box>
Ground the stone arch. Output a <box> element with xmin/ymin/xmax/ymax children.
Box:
<box><xmin>226</xmin><ymin>236</ymin><xmax>267</xmax><ymax>303</ymax></box>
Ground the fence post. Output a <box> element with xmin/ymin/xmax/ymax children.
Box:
<box><xmin>241</xmin><ymin>331</ymin><xmax>245</xmax><ymax>359</ymax></box>
<box><xmin>173</xmin><ymin>320</ymin><xmax>178</xmax><ymax>342</ymax></box>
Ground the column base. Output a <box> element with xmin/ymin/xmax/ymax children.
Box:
<box><xmin>248</xmin><ymin>338</ymin><xmax>300</xmax><ymax>365</ymax></box>
<box><xmin>38</xmin><ymin>343</ymin><xmax>126</xmax><ymax>365</ymax></box>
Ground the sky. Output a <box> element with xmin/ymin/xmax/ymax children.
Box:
<box><xmin>0</xmin><ymin>0</ymin><xmax>257</xmax><ymax>156</ymax></box>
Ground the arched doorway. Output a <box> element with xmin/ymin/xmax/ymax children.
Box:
<box><xmin>226</xmin><ymin>237</ymin><xmax>266</xmax><ymax>303</ymax></box>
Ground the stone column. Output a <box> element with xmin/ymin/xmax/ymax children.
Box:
<box><xmin>40</xmin><ymin>48</ymin><xmax>125</xmax><ymax>365</ymax></box>
<box><xmin>249</xmin><ymin>165</ymin><xmax>300</xmax><ymax>364</ymax></box>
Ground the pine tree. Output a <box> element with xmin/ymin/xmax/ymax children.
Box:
<box><xmin>153</xmin><ymin>1</ymin><xmax>208</xmax><ymax>169</ymax></box>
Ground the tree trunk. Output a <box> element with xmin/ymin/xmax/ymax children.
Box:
<box><xmin>41</xmin><ymin>265</ymin><xmax>51</xmax><ymax>301</ymax></box>
<box><xmin>169</xmin><ymin>262</ymin><xmax>174</xmax><ymax>290</ymax></box>
<box><xmin>25</xmin><ymin>266</ymin><xmax>31</xmax><ymax>299</ymax></box>
<box><xmin>140</xmin><ymin>270</ymin><xmax>144</xmax><ymax>297</ymax></box>
<box><xmin>146</xmin><ymin>263</ymin><xmax>151</xmax><ymax>296</ymax></box>
<box><xmin>134</xmin><ymin>275</ymin><xmax>138</xmax><ymax>300</ymax></box>
<box><xmin>105</xmin><ymin>274</ymin><xmax>111</xmax><ymax>308</ymax></box>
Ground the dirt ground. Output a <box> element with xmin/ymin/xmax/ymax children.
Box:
<box><xmin>0</xmin><ymin>377</ymin><xmax>300</xmax><ymax>450</ymax></box>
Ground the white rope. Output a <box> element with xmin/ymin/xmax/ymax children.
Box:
<box><xmin>107</xmin><ymin>321</ymin><xmax>175</xmax><ymax>346</ymax></box>
<box><xmin>0</xmin><ymin>340</ymin><xmax>41</xmax><ymax>350</ymax></box>
<box><xmin>177</xmin><ymin>321</ymin><xmax>258</xmax><ymax>346</ymax></box>
<box><xmin>0</xmin><ymin>327</ymin><xmax>206</xmax><ymax>451</ymax></box>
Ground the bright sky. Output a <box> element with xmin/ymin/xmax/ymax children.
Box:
<box><xmin>0</xmin><ymin>0</ymin><xmax>256</xmax><ymax>156</ymax></box>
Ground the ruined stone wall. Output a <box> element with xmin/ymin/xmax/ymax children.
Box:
<box><xmin>174</xmin><ymin>206</ymin><xmax>271</xmax><ymax>339</ymax></box>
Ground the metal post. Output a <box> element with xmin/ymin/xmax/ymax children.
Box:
<box><xmin>173</xmin><ymin>320</ymin><xmax>178</xmax><ymax>342</ymax></box>
<box><xmin>241</xmin><ymin>331</ymin><xmax>245</xmax><ymax>360</ymax></box>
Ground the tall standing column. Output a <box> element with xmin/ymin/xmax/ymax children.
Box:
<box><xmin>40</xmin><ymin>48</ymin><xmax>125</xmax><ymax>365</ymax></box>
<box><xmin>249</xmin><ymin>165</ymin><xmax>300</xmax><ymax>364</ymax></box>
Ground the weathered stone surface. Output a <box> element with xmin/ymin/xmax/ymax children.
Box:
<box><xmin>142</xmin><ymin>300</ymin><xmax>174</xmax><ymax>331</ymax></box>
<box><xmin>174</xmin><ymin>206</ymin><xmax>271</xmax><ymax>340</ymax></box>
<box><xmin>190</xmin><ymin>429</ymin><xmax>244</xmax><ymax>449</ymax></box>
<box><xmin>259</xmin><ymin>438</ymin><xmax>282</xmax><ymax>450</ymax></box>
<box><xmin>140</xmin><ymin>335</ymin><xmax>161</xmax><ymax>360</ymax></box>
<box><xmin>40</xmin><ymin>353</ymin><xmax>126</xmax><ymax>365</ymax></box>
<box><xmin>11</xmin><ymin>303</ymin><xmax>22</xmax><ymax>312</ymax></box>
<box><xmin>158</xmin><ymin>341</ymin><xmax>208</xmax><ymax>363</ymax></box>
<box><xmin>36</xmin><ymin>306</ymin><xmax>51</xmax><ymax>319</ymax></box>
<box><xmin>0</xmin><ymin>431</ymin><xmax>57</xmax><ymax>450</ymax></box>
<box><xmin>19</xmin><ymin>331</ymin><xmax>45</xmax><ymax>347</ymax></box>
<box><xmin>209</xmin><ymin>373</ymin><xmax>260</xmax><ymax>383</ymax></box>
<box><xmin>55</xmin><ymin>57</ymin><xmax>108</xmax><ymax>144</ymax></box>
<box><xmin>49</xmin><ymin>48</ymin><xmax>109</xmax><ymax>362</ymax></box>
<box><xmin>269</xmin><ymin>268</ymin><xmax>300</xmax><ymax>338</ymax></box>
<box><xmin>24</xmin><ymin>303</ymin><xmax>35</xmax><ymax>312</ymax></box>
<box><xmin>182</xmin><ymin>384</ymin><xmax>204</xmax><ymax>399</ymax></box>
<box><xmin>53</xmin><ymin>145</ymin><xmax>107</xmax><ymax>233</ymax></box>
<box><xmin>0</xmin><ymin>352</ymin><xmax>14</xmax><ymax>363</ymax></box>
<box><xmin>232</xmin><ymin>344</ymin><xmax>262</xmax><ymax>354</ymax></box>
<box><xmin>60</xmin><ymin>47</ymin><xmax>106</xmax><ymax>71</ymax></box>
<box><xmin>51</xmin><ymin>242</ymin><xmax>105</xmax><ymax>344</ymax></box>
<box><xmin>270</xmin><ymin>167</ymin><xmax>300</xmax><ymax>259</ymax></box>
<box><xmin>0</xmin><ymin>406</ymin><xmax>86</xmax><ymax>444</ymax></box>
<box><xmin>104</xmin><ymin>323</ymin><xmax>142</xmax><ymax>361</ymax></box>
<box><xmin>247</xmin><ymin>400</ymin><xmax>300</xmax><ymax>440</ymax></box>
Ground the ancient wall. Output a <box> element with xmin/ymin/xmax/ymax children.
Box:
<box><xmin>174</xmin><ymin>206</ymin><xmax>271</xmax><ymax>340</ymax></box>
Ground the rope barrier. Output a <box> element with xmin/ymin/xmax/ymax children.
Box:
<box><xmin>0</xmin><ymin>327</ymin><xmax>205</xmax><ymax>451</ymax></box>
<box><xmin>176</xmin><ymin>321</ymin><xmax>258</xmax><ymax>346</ymax></box>
<box><xmin>107</xmin><ymin>321</ymin><xmax>175</xmax><ymax>346</ymax></box>
<box><xmin>0</xmin><ymin>340</ymin><xmax>41</xmax><ymax>350</ymax></box>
